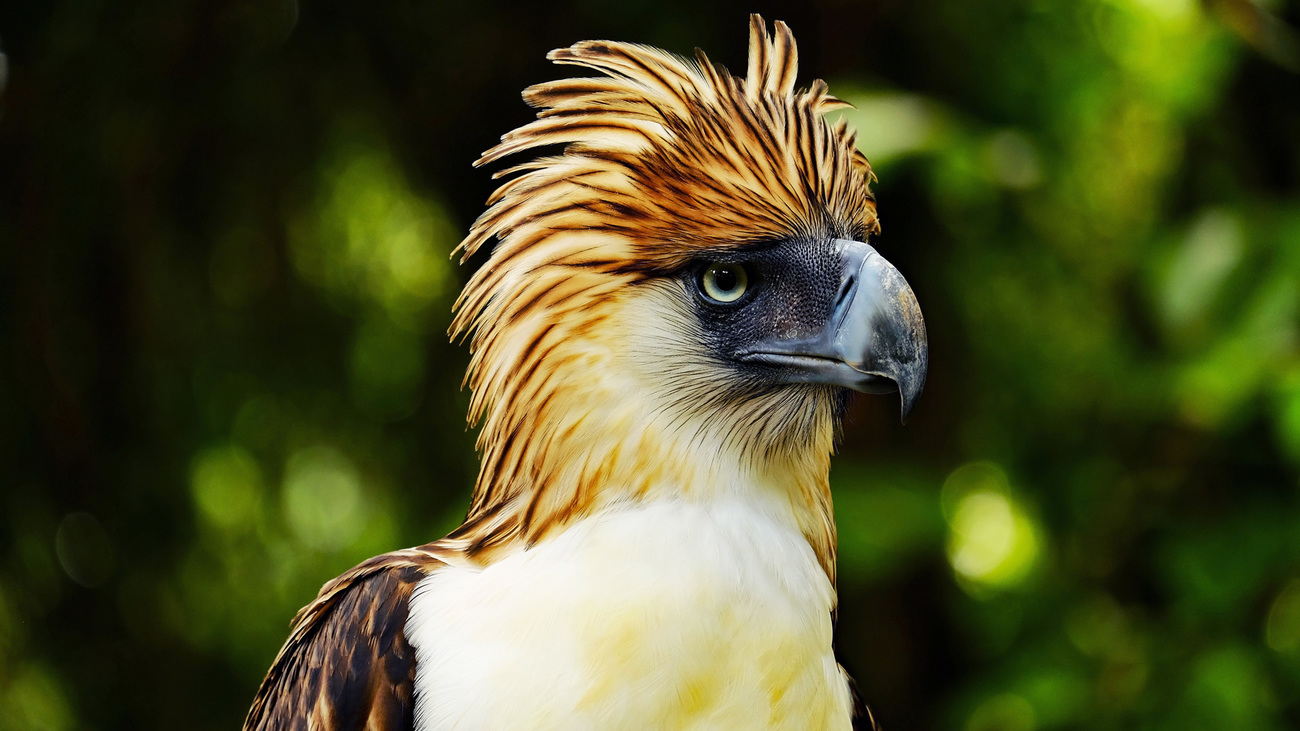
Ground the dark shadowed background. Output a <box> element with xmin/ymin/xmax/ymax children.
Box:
<box><xmin>3</xmin><ymin>0</ymin><xmax>1300</xmax><ymax>728</ymax></box>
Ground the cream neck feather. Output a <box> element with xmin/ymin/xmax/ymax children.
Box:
<box><xmin>443</xmin><ymin>271</ymin><xmax>841</xmax><ymax>582</ymax></box>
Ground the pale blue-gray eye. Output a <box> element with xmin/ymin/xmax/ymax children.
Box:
<box><xmin>701</xmin><ymin>263</ymin><xmax>749</xmax><ymax>303</ymax></box>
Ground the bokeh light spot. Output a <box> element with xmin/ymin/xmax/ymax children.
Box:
<box><xmin>1186</xmin><ymin>644</ymin><xmax>1273</xmax><ymax>726</ymax></box>
<box><xmin>1159</xmin><ymin>208</ymin><xmax>1243</xmax><ymax>334</ymax></box>
<box><xmin>830</xmin><ymin>88</ymin><xmax>947</xmax><ymax>169</ymax></box>
<box><xmin>287</xmin><ymin>128</ymin><xmax>456</xmax><ymax>328</ymax></box>
<box><xmin>1266</xmin><ymin>579</ymin><xmax>1300</xmax><ymax>654</ymax></box>
<box><xmin>943</xmin><ymin>462</ymin><xmax>1041</xmax><ymax>590</ymax></box>
<box><xmin>1126</xmin><ymin>0</ymin><xmax>1197</xmax><ymax>25</ymax></box>
<box><xmin>966</xmin><ymin>692</ymin><xmax>1036</xmax><ymax>731</ymax></box>
<box><xmin>190</xmin><ymin>444</ymin><xmax>264</xmax><ymax>529</ymax></box>
<box><xmin>983</xmin><ymin>130</ymin><xmax>1042</xmax><ymax>190</ymax></box>
<box><xmin>4</xmin><ymin>664</ymin><xmax>73</xmax><ymax>731</ymax></box>
<box><xmin>281</xmin><ymin>446</ymin><xmax>366</xmax><ymax>551</ymax></box>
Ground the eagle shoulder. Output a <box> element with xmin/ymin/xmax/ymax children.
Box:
<box><xmin>243</xmin><ymin>546</ymin><xmax>453</xmax><ymax>731</ymax></box>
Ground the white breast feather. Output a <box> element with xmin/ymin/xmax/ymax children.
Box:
<box><xmin>406</xmin><ymin>495</ymin><xmax>853</xmax><ymax>730</ymax></box>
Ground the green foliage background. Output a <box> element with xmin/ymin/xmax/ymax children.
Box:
<box><xmin>2</xmin><ymin>1</ymin><xmax>1299</xmax><ymax>728</ymax></box>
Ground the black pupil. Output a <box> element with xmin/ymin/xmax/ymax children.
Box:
<box><xmin>713</xmin><ymin>267</ymin><xmax>738</xmax><ymax>293</ymax></box>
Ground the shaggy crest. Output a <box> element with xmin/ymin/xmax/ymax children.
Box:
<box><xmin>453</xmin><ymin>16</ymin><xmax>878</xmax><ymax>332</ymax></box>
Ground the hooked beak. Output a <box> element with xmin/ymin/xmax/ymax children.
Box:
<box><xmin>740</xmin><ymin>240</ymin><xmax>928</xmax><ymax>421</ymax></box>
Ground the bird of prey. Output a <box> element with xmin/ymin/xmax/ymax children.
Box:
<box><xmin>245</xmin><ymin>15</ymin><xmax>927</xmax><ymax>731</ymax></box>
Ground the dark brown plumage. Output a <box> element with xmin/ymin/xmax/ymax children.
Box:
<box><xmin>243</xmin><ymin>547</ymin><xmax>452</xmax><ymax>730</ymax></box>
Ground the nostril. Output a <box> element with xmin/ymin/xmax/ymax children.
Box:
<box><xmin>832</xmin><ymin>276</ymin><xmax>855</xmax><ymax>314</ymax></box>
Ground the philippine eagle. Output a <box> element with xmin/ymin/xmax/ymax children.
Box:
<box><xmin>246</xmin><ymin>15</ymin><xmax>927</xmax><ymax>731</ymax></box>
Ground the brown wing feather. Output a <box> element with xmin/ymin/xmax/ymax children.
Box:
<box><xmin>244</xmin><ymin>546</ymin><xmax>454</xmax><ymax>731</ymax></box>
<box><xmin>848</xmin><ymin>675</ymin><xmax>881</xmax><ymax>731</ymax></box>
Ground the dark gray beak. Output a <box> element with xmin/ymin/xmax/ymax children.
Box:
<box><xmin>740</xmin><ymin>239</ymin><xmax>928</xmax><ymax>421</ymax></box>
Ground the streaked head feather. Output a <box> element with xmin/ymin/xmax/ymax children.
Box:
<box><xmin>447</xmin><ymin>16</ymin><xmax>870</xmax><ymax>574</ymax></box>
<box><xmin>454</xmin><ymin>16</ymin><xmax>874</xmax><ymax>286</ymax></box>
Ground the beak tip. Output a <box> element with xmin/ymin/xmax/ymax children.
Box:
<box><xmin>898</xmin><ymin>388</ymin><xmax>920</xmax><ymax>424</ymax></box>
<box><xmin>894</xmin><ymin>358</ymin><xmax>927</xmax><ymax>425</ymax></box>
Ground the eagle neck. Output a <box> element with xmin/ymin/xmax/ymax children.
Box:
<box><xmin>449</xmin><ymin>359</ymin><xmax>839</xmax><ymax>582</ymax></box>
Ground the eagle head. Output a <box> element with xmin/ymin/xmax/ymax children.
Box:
<box><xmin>448</xmin><ymin>16</ymin><xmax>927</xmax><ymax>570</ymax></box>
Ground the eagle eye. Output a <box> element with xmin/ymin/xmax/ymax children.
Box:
<box><xmin>699</xmin><ymin>263</ymin><xmax>750</xmax><ymax>304</ymax></box>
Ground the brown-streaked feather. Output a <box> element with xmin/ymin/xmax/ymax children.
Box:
<box><xmin>745</xmin><ymin>14</ymin><xmax>771</xmax><ymax>102</ymax></box>
<box><xmin>243</xmin><ymin>546</ymin><xmax>460</xmax><ymax>731</ymax></box>
<box><xmin>770</xmin><ymin>21</ymin><xmax>799</xmax><ymax>96</ymax></box>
